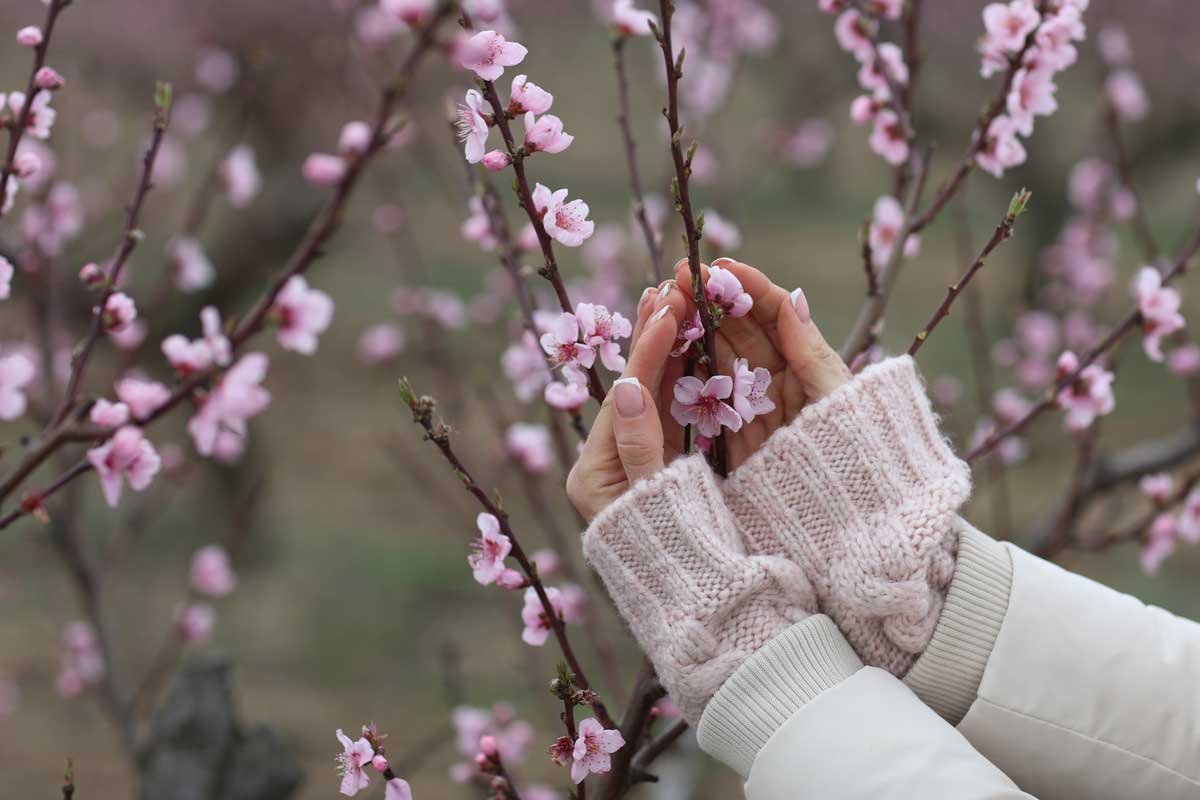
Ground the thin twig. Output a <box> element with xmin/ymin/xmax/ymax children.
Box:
<box><xmin>1102</xmin><ymin>100</ymin><xmax>1159</xmax><ymax>263</ymax></box>
<box><xmin>612</xmin><ymin>36</ymin><xmax>662</xmax><ymax>282</ymax></box>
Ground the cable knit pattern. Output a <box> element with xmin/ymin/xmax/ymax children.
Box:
<box><xmin>723</xmin><ymin>356</ymin><xmax>971</xmax><ymax>676</ymax></box>
<box><xmin>582</xmin><ymin>454</ymin><xmax>817</xmax><ymax>724</ymax></box>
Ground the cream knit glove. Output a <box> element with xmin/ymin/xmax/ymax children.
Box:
<box><xmin>582</xmin><ymin>454</ymin><xmax>817</xmax><ymax>724</ymax></box>
<box><xmin>723</xmin><ymin>356</ymin><xmax>971</xmax><ymax>677</ymax></box>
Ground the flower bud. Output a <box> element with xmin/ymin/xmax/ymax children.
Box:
<box><xmin>14</xmin><ymin>151</ymin><xmax>41</xmax><ymax>180</ymax></box>
<box><xmin>338</xmin><ymin>121</ymin><xmax>372</xmax><ymax>157</ymax></box>
<box><xmin>79</xmin><ymin>262</ymin><xmax>104</xmax><ymax>288</ymax></box>
<box><xmin>371</xmin><ymin>754</ymin><xmax>389</xmax><ymax>772</ymax></box>
<box><xmin>482</xmin><ymin>150</ymin><xmax>511</xmax><ymax>171</ymax></box>
<box><xmin>35</xmin><ymin>66</ymin><xmax>64</xmax><ymax>91</ymax></box>
<box><xmin>301</xmin><ymin>153</ymin><xmax>346</xmax><ymax>187</ymax></box>
<box><xmin>16</xmin><ymin>26</ymin><xmax>43</xmax><ymax>47</ymax></box>
<box><xmin>479</xmin><ymin>735</ymin><xmax>498</xmax><ymax>757</ymax></box>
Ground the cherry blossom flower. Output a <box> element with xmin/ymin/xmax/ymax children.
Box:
<box><xmin>115</xmin><ymin>376</ymin><xmax>171</xmax><ymax>420</ymax></box>
<box><xmin>1140</xmin><ymin>513</ymin><xmax>1176</xmax><ymax>574</ymax></box>
<box><xmin>167</xmin><ymin>237</ymin><xmax>216</xmax><ymax>292</ymax></box>
<box><xmin>671</xmin><ymin>310</ymin><xmax>704</xmax><ymax>357</ymax></box>
<box><xmin>469</xmin><ymin>512</ymin><xmax>513</xmax><ymax>585</ymax></box>
<box><xmin>457</xmin><ymin>89</ymin><xmax>491</xmax><ymax>164</ymax></box>
<box><xmin>57</xmin><ymin>621</ymin><xmax>104</xmax><ymax>698</ymax></box>
<box><xmin>535</xmin><ymin>185</ymin><xmax>595</xmax><ymax>247</ymax></box>
<box><xmin>191</xmin><ymin>544</ymin><xmax>237</xmax><ymax>597</ymax></box>
<box><xmin>976</xmin><ymin>115</ymin><xmax>1027</xmax><ymax>178</ymax></box>
<box><xmin>482</xmin><ymin>150</ymin><xmax>510</xmax><ymax>171</ymax></box>
<box><xmin>273</xmin><ymin>275</ymin><xmax>334</xmax><ymax>354</ymax></box>
<box><xmin>195</xmin><ymin>47</ymin><xmax>239</xmax><ymax>93</ymax></box>
<box><xmin>0</xmin><ymin>256</ymin><xmax>12</xmax><ymax>300</ymax></box>
<box><xmin>89</xmin><ymin>398</ymin><xmax>130</xmax><ymax>428</ymax></box>
<box><xmin>1097</xmin><ymin>24</ymin><xmax>1132</xmax><ymax>67</ymax></box>
<box><xmin>833</xmin><ymin>10</ymin><xmax>875</xmax><ymax>61</ymax></box>
<box><xmin>459</xmin><ymin>30</ymin><xmax>527</xmax><ymax>81</ymax></box>
<box><xmin>524</xmin><ymin>112</ymin><xmax>573</xmax><ymax>154</ymax></box>
<box><xmin>576</xmin><ymin>302</ymin><xmax>631</xmax><ymax>371</ymax></box>
<box><xmin>731</xmin><ymin>358</ymin><xmax>775</xmax><ymax>423</ymax></box>
<box><xmin>1035</xmin><ymin>7</ymin><xmax>1084</xmax><ymax>70</ymax></box>
<box><xmin>868</xmin><ymin>195</ymin><xmax>920</xmax><ymax>267</ymax></box>
<box><xmin>521</xmin><ymin>586</ymin><xmax>564</xmax><ymax>646</ymax></box>
<box><xmin>35</xmin><ymin>67</ymin><xmax>64</xmax><ymax>91</ymax></box>
<box><xmin>336</xmin><ymin>728</ymin><xmax>376</xmax><ymax>796</ymax></box>
<box><xmin>1177</xmin><ymin>489</ymin><xmax>1200</xmax><ymax>544</ymax></box>
<box><xmin>509</xmin><ymin>74</ymin><xmax>553</xmax><ymax>115</ymax></box>
<box><xmin>0</xmin><ymin>353</ymin><xmax>35</xmax><ymax>420</ymax></box>
<box><xmin>569</xmin><ymin>718</ymin><xmax>625</xmax><ymax>783</ymax></box>
<box><xmin>16</xmin><ymin>26</ymin><xmax>43</xmax><ymax>47</ymax></box>
<box><xmin>612</xmin><ymin>0</ymin><xmax>657</xmax><ymax>36</ymax></box>
<box><xmin>1007</xmin><ymin>65</ymin><xmax>1058</xmax><ymax>136</ymax></box>
<box><xmin>506</xmin><ymin>422</ymin><xmax>553</xmax><ymax>474</ymax></box>
<box><xmin>303</xmin><ymin>153</ymin><xmax>347</xmax><ymax>186</ymax></box>
<box><xmin>338</xmin><ymin>121</ymin><xmax>373</xmax><ymax>157</ymax></box>
<box><xmin>544</xmin><ymin>380</ymin><xmax>588</xmax><ymax>410</ymax></box>
<box><xmin>530</xmin><ymin>549</ymin><xmax>560</xmax><ymax>577</ymax></box>
<box><xmin>504</xmin><ymin>332</ymin><xmax>552</xmax><ymax>402</ymax></box>
<box><xmin>177</xmin><ymin>603</ymin><xmax>215</xmax><ymax>644</ymax></box>
<box><xmin>1132</xmin><ymin>267</ymin><xmax>1184</xmax><ymax>362</ymax></box>
<box><xmin>982</xmin><ymin>0</ymin><xmax>1040</xmax><ymax>53</ymax></box>
<box><xmin>539</xmin><ymin>312</ymin><xmax>594</xmax><ymax>382</ymax></box>
<box><xmin>1167</xmin><ymin>344</ymin><xmax>1200</xmax><ymax>377</ymax></box>
<box><xmin>1139</xmin><ymin>473</ymin><xmax>1173</xmax><ymax>503</ymax></box>
<box><xmin>1054</xmin><ymin>350</ymin><xmax>1115</xmax><ymax>432</ymax></box>
<box><xmin>103</xmin><ymin>292</ymin><xmax>138</xmax><ymax>333</ymax></box>
<box><xmin>705</xmin><ymin>265</ymin><xmax>753</xmax><ymax>318</ymax></box>
<box><xmin>671</xmin><ymin>375</ymin><xmax>743</xmax><ymax>438</ymax></box>
<box><xmin>383</xmin><ymin>779</ymin><xmax>413</xmax><ymax>800</ymax></box>
<box><xmin>86</xmin><ymin>426</ymin><xmax>162</xmax><ymax>508</ymax></box>
<box><xmin>869</xmin><ymin>109</ymin><xmax>909</xmax><ymax>166</ymax></box>
<box><xmin>1106</xmin><ymin>69</ymin><xmax>1149</xmax><ymax>122</ymax></box>
<box><xmin>702</xmin><ymin>209</ymin><xmax>742</xmax><ymax>252</ymax></box>
<box><xmin>188</xmin><ymin>353</ymin><xmax>272</xmax><ymax>457</ymax></box>
<box><xmin>220</xmin><ymin>144</ymin><xmax>261</xmax><ymax>208</ymax></box>
<box><xmin>8</xmin><ymin>91</ymin><xmax>56</xmax><ymax>139</ymax></box>
<box><xmin>381</xmin><ymin>0</ymin><xmax>434</xmax><ymax>26</ymax></box>
<box><xmin>857</xmin><ymin>43</ymin><xmax>908</xmax><ymax>100</ymax></box>
<box><xmin>357</xmin><ymin>323</ymin><xmax>406</xmax><ymax>364</ymax></box>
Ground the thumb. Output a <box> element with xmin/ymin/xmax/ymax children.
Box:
<box><xmin>610</xmin><ymin>376</ymin><xmax>666</xmax><ymax>486</ymax></box>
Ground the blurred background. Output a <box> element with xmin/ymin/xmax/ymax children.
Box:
<box><xmin>2</xmin><ymin>0</ymin><xmax>1200</xmax><ymax>797</ymax></box>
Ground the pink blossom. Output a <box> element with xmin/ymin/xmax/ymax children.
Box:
<box><xmin>930</xmin><ymin>375</ymin><xmax>963</xmax><ymax>408</ymax></box>
<box><xmin>469</xmin><ymin>512</ymin><xmax>512</xmax><ymax>585</ymax></box>
<box><xmin>303</xmin><ymin>153</ymin><xmax>347</xmax><ymax>187</ymax></box>
<box><xmin>558</xmin><ymin>583</ymin><xmax>587</xmax><ymax>623</ymax></box>
<box><xmin>103</xmin><ymin>292</ymin><xmax>137</xmax><ymax>332</ymax></box>
<box><xmin>459</xmin><ymin>30</ymin><xmax>527</xmax><ymax>81</ymax></box>
<box><xmin>339</xmin><ymin>121</ymin><xmax>373</xmax><ymax>156</ymax></box>
<box><xmin>177</xmin><ymin>603</ymin><xmax>215</xmax><ymax>644</ymax></box>
<box><xmin>1139</xmin><ymin>473</ymin><xmax>1174</xmax><ymax>504</ymax></box>
<box><xmin>731</xmin><ymin>357</ymin><xmax>775</xmax><ymax>423</ymax></box>
<box><xmin>1168</xmin><ymin>344</ymin><xmax>1200</xmax><ymax>377</ymax></box>
<box><xmin>14</xmin><ymin>149</ymin><xmax>41</xmax><ymax>181</ymax></box>
<box><xmin>195</xmin><ymin>47</ymin><xmax>239</xmax><ymax>93</ymax></box>
<box><xmin>671</xmin><ymin>310</ymin><xmax>705</xmax><ymax>357</ymax></box>
<box><xmin>336</xmin><ymin>728</ymin><xmax>376</xmax><ymax>796</ymax></box>
<box><xmin>970</xmin><ymin>419</ymin><xmax>1028</xmax><ymax>465</ymax></box>
<box><xmin>535</xmin><ymin>185</ymin><xmax>595</xmax><ymax>248</ymax></box>
<box><xmin>1106</xmin><ymin>70</ymin><xmax>1149</xmax><ymax>122</ymax></box>
<box><xmin>1097</xmin><ymin>24</ymin><xmax>1132</xmax><ymax>67</ymax></box>
<box><xmin>273</xmin><ymin>275</ymin><xmax>334</xmax><ymax>354</ymax></box>
<box><xmin>1006</xmin><ymin>66</ymin><xmax>1057</xmax><ymax>136</ymax></box>
<box><xmin>705</xmin><ymin>265</ymin><xmax>753</xmax><ymax>318</ymax></box>
<box><xmin>357</xmin><ymin>323</ymin><xmax>406</xmax><ymax>364</ymax></box>
<box><xmin>35</xmin><ymin>67</ymin><xmax>64</xmax><ymax>91</ymax></box>
<box><xmin>86</xmin><ymin>426</ymin><xmax>161</xmax><ymax>508</ymax></box>
<box><xmin>380</xmin><ymin>0</ymin><xmax>435</xmax><ymax>26</ymax></box>
<box><xmin>530</xmin><ymin>549</ymin><xmax>560</xmax><ymax>577</ymax></box>
<box><xmin>576</xmin><ymin>303</ymin><xmax>631</xmax><ymax>371</ymax></box>
<box><xmin>1035</xmin><ymin>8</ymin><xmax>1084</xmax><ymax>70</ymax></box>
<box><xmin>540</xmin><ymin>312</ymin><xmax>594</xmax><ymax>383</ymax></box>
<box><xmin>993</xmin><ymin>388</ymin><xmax>1031</xmax><ymax>424</ymax></box>
<box><xmin>504</xmin><ymin>332</ymin><xmax>552</xmax><ymax>401</ymax></box>
<box><xmin>524</xmin><ymin>112</ymin><xmax>573</xmax><ymax>154</ymax></box>
<box><xmin>569</xmin><ymin>718</ymin><xmax>625</xmax><ymax>783</ymax></box>
<box><xmin>115</xmin><ymin>376</ymin><xmax>171</xmax><ymax>420</ymax></box>
<box><xmin>521</xmin><ymin>586</ymin><xmax>565</xmax><ymax>646</ymax></box>
<box><xmin>833</xmin><ymin>10</ymin><xmax>875</xmax><ymax>61</ymax></box>
<box><xmin>976</xmin><ymin>115</ymin><xmax>1027</xmax><ymax>178</ymax></box>
<box><xmin>187</xmin><ymin>353</ymin><xmax>272</xmax><ymax>457</ymax></box>
<box><xmin>1054</xmin><ymin>350</ymin><xmax>1115</xmax><ymax>432</ymax></box>
<box><xmin>1015</xmin><ymin>311</ymin><xmax>1060</xmax><ymax>356</ymax></box>
<box><xmin>383</xmin><ymin>779</ymin><xmax>413</xmax><ymax>800</ymax></box>
<box><xmin>857</xmin><ymin>43</ymin><xmax>908</xmax><ymax>100</ymax></box>
<box><xmin>612</xmin><ymin>0</ymin><xmax>657</xmax><ymax>36</ymax></box>
<box><xmin>1177</xmin><ymin>489</ymin><xmax>1200</xmax><ymax>544</ymax></box>
<box><xmin>0</xmin><ymin>256</ymin><xmax>11</xmax><ymax>300</ymax></box>
<box><xmin>509</xmin><ymin>74</ymin><xmax>553</xmax><ymax>115</ymax></box>
<box><xmin>8</xmin><ymin>91</ymin><xmax>55</xmax><ymax>139</ymax></box>
<box><xmin>57</xmin><ymin>621</ymin><xmax>104</xmax><ymax>697</ymax></box>
<box><xmin>89</xmin><ymin>398</ymin><xmax>130</xmax><ymax>428</ymax></box>
<box><xmin>869</xmin><ymin>109</ymin><xmax>909</xmax><ymax>166</ymax></box>
<box><xmin>506</xmin><ymin>423</ymin><xmax>553</xmax><ymax>474</ymax></box>
<box><xmin>982</xmin><ymin>0</ymin><xmax>1040</xmax><ymax>53</ymax></box>
<box><xmin>79</xmin><ymin>261</ymin><xmax>103</xmax><ymax>287</ymax></box>
<box><xmin>457</xmin><ymin>89</ymin><xmax>492</xmax><ymax>165</ymax></box>
<box><xmin>868</xmin><ymin>195</ymin><xmax>920</xmax><ymax>267</ymax></box>
<box><xmin>1140</xmin><ymin>514</ymin><xmax>1176</xmax><ymax>574</ymax></box>
<box><xmin>850</xmin><ymin>95</ymin><xmax>881</xmax><ymax>125</ymax></box>
<box><xmin>461</xmin><ymin>195</ymin><xmax>498</xmax><ymax>249</ymax></box>
<box><xmin>671</xmin><ymin>375</ymin><xmax>742</xmax><ymax>438</ymax></box>
<box><xmin>1132</xmin><ymin>267</ymin><xmax>1185</xmax><ymax>362</ymax></box>
<box><xmin>702</xmin><ymin>209</ymin><xmax>742</xmax><ymax>252</ymax></box>
<box><xmin>482</xmin><ymin>150</ymin><xmax>511</xmax><ymax>171</ymax></box>
<box><xmin>220</xmin><ymin>144</ymin><xmax>261</xmax><ymax>208</ymax></box>
<box><xmin>0</xmin><ymin>353</ymin><xmax>35</xmax><ymax>420</ymax></box>
<box><xmin>167</xmin><ymin>237</ymin><xmax>216</xmax><ymax>293</ymax></box>
<box><xmin>190</xmin><ymin>544</ymin><xmax>237</xmax><ymax>598</ymax></box>
<box><xmin>544</xmin><ymin>380</ymin><xmax>588</xmax><ymax>410</ymax></box>
<box><xmin>16</xmin><ymin>26</ymin><xmax>42</xmax><ymax>47</ymax></box>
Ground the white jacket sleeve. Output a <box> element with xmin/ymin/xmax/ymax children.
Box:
<box><xmin>696</xmin><ymin>615</ymin><xmax>1035</xmax><ymax>799</ymax></box>
<box><xmin>903</xmin><ymin>524</ymin><xmax>1200</xmax><ymax>800</ymax></box>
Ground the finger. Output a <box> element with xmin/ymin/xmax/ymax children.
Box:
<box><xmin>611</xmin><ymin>377</ymin><xmax>666</xmax><ymax>485</ymax></box>
<box><xmin>777</xmin><ymin>286</ymin><xmax>851</xmax><ymax>399</ymax></box>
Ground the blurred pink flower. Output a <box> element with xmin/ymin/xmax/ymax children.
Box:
<box><xmin>16</xmin><ymin>26</ymin><xmax>42</xmax><ymax>47</ymax></box>
<box><xmin>1054</xmin><ymin>350</ymin><xmax>1115</xmax><ymax>432</ymax></box>
<box><xmin>1106</xmin><ymin>70</ymin><xmax>1149</xmax><ymax>122</ymax></box>
<box><xmin>530</xmin><ymin>548</ymin><xmax>560</xmax><ymax>577</ymax></box>
<box><xmin>1139</xmin><ymin>473</ymin><xmax>1173</xmax><ymax>503</ymax></box>
<box><xmin>868</xmin><ymin>195</ymin><xmax>920</xmax><ymax>267</ymax></box>
<box><xmin>1167</xmin><ymin>344</ymin><xmax>1200</xmax><ymax>377</ymax></box>
<box><xmin>570</xmin><ymin>718</ymin><xmax>624</xmax><ymax>783</ymax></box>
<box><xmin>274</xmin><ymin>275</ymin><xmax>334</xmax><ymax>354</ymax></box>
<box><xmin>457</xmin><ymin>89</ymin><xmax>491</xmax><ymax>164</ymax></box>
<box><xmin>167</xmin><ymin>237</ymin><xmax>216</xmax><ymax>293</ymax></box>
<box><xmin>103</xmin><ymin>292</ymin><xmax>137</xmax><ymax>332</ymax></box>
<box><xmin>86</xmin><ymin>426</ymin><xmax>161</xmax><ymax>508</ymax></box>
<box><xmin>191</xmin><ymin>544</ymin><xmax>237</xmax><ymax>598</ymax></box>
<box><xmin>383</xmin><ymin>779</ymin><xmax>413</xmax><ymax>800</ymax></box>
<box><xmin>220</xmin><ymin>144</ymin><xmax>260</xmax><ymax>208</ymax></box>
<box><xmin>857</xmin><ymin>43</ymin><xmax>908</xmax><ymax>100</ymax></box>
<box><xmin>612</xmin><ymin>0</ymin><xmax>657</xmax><ymax>36</ymax></box>
<box><xmin>177</xmin><ymin>603</ymin><xmax>215</xmax><ymax>644</ymax></box>
<box><xmin>521</xmin><ymin>586</ymin><xmax>564</xmax><ymax>646</ymax></box>
<box><xmin>1132</xmin><ymin>267</ymin><xmax>1184</xmax><ymax>362</ymax></box>
<box><xmin>504</xmin><ymin>332</ymin><xmax>552</xmax><ymax>402</ymax></box>
<box><xmin>976</xmin><ymin>115</ymin><xmax>1026</xmax><ymax>178</ymax></box>
<box><xmin>357</xmin><ymin>323</ymin><xmax>406</xmax><ymax>364</ymax></box>
<box><xmin>336</xmin><ymin>728</ymin><xmax>376</xmax><ymax>797</ymax></box>
<box><xmin>506</xmin><ymin>423</ymin><xmax>554</xmax><ymax>474</ymax></box>
<box><xmin>459</xmin><ymin>30</ymin><xmax>527</xmax><ymax>81</ymax></box>
<box><xmin>195</xmin><ymin>47</ymin><xmax>239</xmax><ymax>93</ymax></box>
<box><xmin>303</xmin><ymin>153</ymin><xmax>347</xmax><ymax>187</ymax></box>
<box><xmin>0</xmin><ymin>353</ymin><xmax>34</xmax><ymax>420</ymax></box>
<box><xmin>544</xmin><ymin>380</ymin><xmax>588</xmax><ymax>410</ymax></box>
<box><xmin>35</xmin><ymin>66</ymin><xmax>64</xmax><ymax>90</ymax></box>
<box><xmin>833</xmin><ymin>10</ymin><xmax>875</xmax><ymax>61</ymax></box>
<box><xmin>558</xmin><ymin>583</ymin><xmax>587</xmax><ymax>623</ymax></box>
<box><xmin>1007</xmin><ymin>66</ymin><xmax>1057</xmax><ymax>136</ymax></box>
<box><xmin>7</xmin><ymin>91</ymin><xmax>56</xmax><ymax>139</ymax></box>
<box><xmin>982</xmin><ymin>0</ymin><xmax>1040</xmax><ymax>53</ymax></box>
<box><xmin>1177</xmin><ymin>490</ymin><xmax>1200</xmax><ymax>544</ymax></box>
<box><xmin>380</xmin><ymin>0</ymin><xmax>434</xmax><ymax>26</ymax></box>
<box><xmin>469</xmin><ymin>512</ymin><xmax>512</xmax><ymax>585</ymax></box>
<box><xmin>702</xmin><ymin>209</ymin><xmax>741</xmax><ymax>252</ymax></box>
<box><xmin>115</xmin><ymin>376</ymin><xmax>171</xmax><ymax>420</ymax></box>
<box><xmin>731</xmin><ymin>357</ymin><xmax>774</xmax><ymax>423</ymax></box>
<box><xmin>1141</xmin><ymin>514</ymin><xmax>1176</xmax><ymax>574</ymax></box>
<box><xmin>89</xmin><ymin>398</ymin><xmax>130</xmax><ymax>428</ymax></box>
<box><xmin>869</xmin><ymin>109</ymin><xmax>909</xmax><ymax>166</ymax></box>
<box><xmin>0</xmin><ymin>256</ymin><xmax>11</xmax><ymax>300</ymax></box>
<box><xmin>339</xmin><ymin>121</ymin><xmax>373</xmax><ymax>156</ymax></box>
<box><xmin>671</xmin><ymin>375</ymin><xmax>742</xmax><ymax>438</ymax></box>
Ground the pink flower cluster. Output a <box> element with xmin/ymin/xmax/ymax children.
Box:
<box><xmin>539</xmin><ymin>303</ymin><xmax>630</xmax><ymax>385</ymax></box>
<box><xmin>449</xmin><ymin>702</ymin><xmax>534</xmax><ymax>783</ymax></box>
<box><xmin>1138</xmin><ymin>480</ymin><xmax>1200</xmax><ymax>575</ymax></box>
<box><xmin>1053</xmin><ymin>350</ymin><xmax>1115</xmax><ymax>432</ymax></box>
<box><xmin>1132</xmin><ymin>267</ymin><xmax>1185</xmax><ymax>363</ymax></box>
<box><xmin>335</xmin><ymin>726</ymin><xmax>410</xmax><ymax>798</ymax></box>
<box><xmin>868</xmin><ymin>195</ymin><xmax>920</xmax><ymax>268</ymax></box>
<box><xmin>671</xmin><ymin>354</ymin><xmax>775</xmax><ymax>439</ymax></box>
<box><xmin>56</xmin><ymin>621</ymin><xmax>105</xmax><ymax>698</ymax></box>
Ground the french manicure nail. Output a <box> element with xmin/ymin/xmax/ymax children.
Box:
<box><xmin>639</xmin><ymin>286</ymin><xmax>655</xmax><ymax>308</ymax></box>
<box><xmin>711</xmin><ymin>257</ymin><xmax>735</xmax><ymax>267</ymax></box>
<box><xmin>791</xmin><ymin>287</ymin><xmax>811</xmax><ymax>323</ymax></box>
<box><xmin>657</xmin><ymin>279</ymin><xmax>675</xmax><ymax>298</ymax></box>
<box><xmin>613</xmin><ymin>377</ymin><xmax>644</xmax><ymax>418</ymax></box>
<box><xmin>649</xmin><ymin>305</ymin><xmax>671</xmax><ymax>324</ymax></box>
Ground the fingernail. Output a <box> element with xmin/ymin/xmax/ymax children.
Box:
<box><xmin>649</xmin><ymin>305</ymin><xmax>671</xmax><ymax>324</ymax></box>
<box><xmin>711</xmin><ymin>257</ymin><xmax>735</xmax><ymax>267</ymax></box>
<box><xmin>639</xmin><ymin>286</ymin><xmax>656</xmax><ymax>308</ymax></box>
<box><xmin>657</xmin><ymin>279</ymin><xmax>675</xmax><ymax>298</ymax></box>
<box><xmin>791</xmin><ymin>287</ymin><xmax>811</xmax><ymax>323</ymax></box>
<box><xmin>613</xmin><ymin>377</ymin><xmax>644</xmax><ymax>418</ymax></box>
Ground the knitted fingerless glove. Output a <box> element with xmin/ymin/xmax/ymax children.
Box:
<box><xmin>723</xmin><ymin>356</ymin><xmax>971</xmax><ymax>677</ymax></box>
<box><xmin>582</xmin><ymin>454</ymin><xmax>817</xmax><ymax>724</ymax></box>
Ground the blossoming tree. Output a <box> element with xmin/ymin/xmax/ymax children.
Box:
<box><xmin>2</xmin><ymin>0</ymin><xmax>1199</xmax><ymax>797</ymax></box>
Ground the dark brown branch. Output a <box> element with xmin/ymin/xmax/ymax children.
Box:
<box><xmin>612</xmin><ymin>36</ymin><xmax>663</xmax><ymax>282</ymax></box>
<box><xmin>631</xmin><ymin>718</ymin><xmax>689</xmax><ymax>780</ymax></box>
<box><xmin>593</xmin><ymin>660</ymin><xmax>665</xmax><ymax>800</ymax></box>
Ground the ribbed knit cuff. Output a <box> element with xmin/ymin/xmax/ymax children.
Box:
<box><xmin>902</xmin><ymin>523</ymin><xmax>1013</xmax><ymax>725</ymax></box>
<box><xmin>697</xmin><ymin>615</ymin><xmax>862</xmax><ymax>777</ymax></box>
<box><xmin>724</xmin><ymin>355</ymin><xmax>971</xmax><ymax>675</ymax></box>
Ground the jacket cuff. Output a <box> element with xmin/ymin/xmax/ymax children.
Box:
<box><xmin>697</xmin><ymin>615</ymin><xmax>862</xmax><ymax>777</ymax></box>
<box><xmin>902</xmin><ymin>523</ymin><xmax>1013</xmax><ymax>724</ymax></box>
